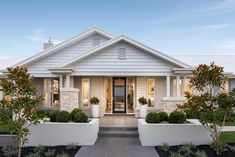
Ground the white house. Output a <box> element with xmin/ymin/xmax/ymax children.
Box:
<box><xmin>0</xmin><ymin>28</ymin><xmax>234</xmax><ymax>117</ymax></box>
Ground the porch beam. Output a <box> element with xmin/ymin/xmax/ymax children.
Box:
<box><xmin>166</xmin><ymin>75</ymin><xmax>170</xmax><ymax>97</ymax></box>
<box><xmin>176</xmin><ymin>76</ymin><xmax>180</xmax><ymax>97</ymax></box>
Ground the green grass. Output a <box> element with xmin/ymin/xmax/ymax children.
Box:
<box><xmin>220</xmin><ymin>131</ymin><xmax>235</xmax><ymax>143</ymax></box>
<box><xmin>0</xmin><ymin>124</ymin><xmax>9</xmax><ymax>133</ymax></box>
<box><xmin>225</xmin><ymin>121</ymin><xmax>235</xmax><ymax>126</ymax></box>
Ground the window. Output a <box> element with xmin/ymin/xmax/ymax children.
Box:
<box><xmin>43</xmin><ymin>78</ymin><xmax>60</xmax><ymax>107</ymax></box>
<box><xmin>118</xmin><ymin>48</ymin><xmax>126</xmax><ymax>59</ymax></box>
<box><xmin>147</xmin><ymin>79</ymin><xmax>155</xmax><ymax>107</ymax></box>
<box><xmin>82</xmin><ymin>79</ymin><xmax>90</xmax><ymax>108</ymax></box>
<box><xmin>92</xmin><ymin>38</ymin><xmax>100</xmax><ymax>47</ymax></box>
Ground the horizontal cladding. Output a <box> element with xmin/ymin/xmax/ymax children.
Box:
<box><xmin>71</xmin><ymin>41</ymin><xmax>175</xmax><ymax>74</ymax></box>
<box><xmin>27</xmin><ymin>33</ymin><xmax>109</xmax><ymax>71</ymax></box>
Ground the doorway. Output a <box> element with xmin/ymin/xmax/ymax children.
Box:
<box><xmin>113</xmin><ymin>77</ymin><xmax>126</xmax><ymax>113</ymax></box>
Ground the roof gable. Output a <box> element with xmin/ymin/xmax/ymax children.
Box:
<box><xmin>15</xmin><ymin>27</ymin><xmax>114</xmax><ymax>67</ymax></box>
<box><xmin>58</xmin><ymin>36</ymin><xmax>191</xmax><ymax>68</ymax></box>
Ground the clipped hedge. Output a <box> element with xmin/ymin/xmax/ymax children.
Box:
<box><xmin>74</xmin><ymin>111</ymin><xmax>88</xmax><ymax>123</ymax></box>
<box><xmin>70</xmin><ymin>108</ymin><xmax>82</xmax><ymax>121</ymax></box>
<box><xmin>146</xmin><ymin>112</ymin><xmax>161</xmax><ymax>123</ymax></box>
<box><xmin>169</xmin><ymin>111</ymin><xmax>186</xmax><ymax>124</ymax></box>
<box><xmin>49</xmin><ymin>110</ymin><xmax>60</xmax><ymax>122</ymax></box>
<box><xmin>158</xmin><ymin>112</ymin><xmax>169</xmax><ymax>122</ymax></box>
<box><xmin>56</xmin><ymin>111</ymin><xmax>70</xmax><ymax>122</ymax></box>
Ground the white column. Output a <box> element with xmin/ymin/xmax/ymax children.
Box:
<box><xmin>70</xmin><ymin>76</ymin><xmax>74</xmax><ymax>88</ymax></box>
<box><xmin>182</xmin><ymin>77</ymin><xmax>186</xmax><ymax>95</ymax></box>
<box><xmin>66</xmin><ymin>74</ymin><xmax>70</xmax><ymax>88</ymax></box>
<box><xmin>166</xmin><ymin>75</ymin><xmax>170</xmax><ymax>97</ymax></box>
<box><xmin>59</xmin><ymin>75</ymin><xmax>63</xmax><ymax>88</ymax></box>
<box><xmin>225</xmin><ymin>80</ymin><xmax>229</xmax><ymax>92</ymax></box>
<box><xmin>176</xmin><ymin>76</ymin><xmax>180</xmax><ymax>97</ymax></box>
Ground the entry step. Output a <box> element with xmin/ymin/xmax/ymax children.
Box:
<box><xmin>99</xmin><ymin>127</ymin><xmax>138</xmax><ymax>137</ymax></box>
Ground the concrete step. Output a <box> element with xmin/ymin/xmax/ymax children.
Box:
<box><xmin>99</xmin><ymin>127</ymin><xmax>139</xmax><ymax>137</ymax></box>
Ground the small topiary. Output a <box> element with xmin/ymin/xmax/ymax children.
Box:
<box><xmin>138</xmin><ymin>97</ymin><xmax>148</xmax><ymax>105</ymax></box>
<box><xmin>70</xmin><ymin>108</ymin><xmax>82</xmax><ymax>121</ymax></box>
<box><xmin>73</xmin><ymin>111</ymin><xmax>88</xmax><ymax>123</ymax></box>
<box><xmin>169</xmin><ymin>111</ymin><xmax>186</xmax><ymax>124</ymax></box>
<box><xmin>56</xmin><ymin>111</ymin><xmax>70</xmax><ymax>122</ymax></box>
<box><xmin>90</xmin><ymin>97</ymin><xmax>100</xmax><ymax>104</ymax></box>
<box><xmin>146</xmin><ymin>112</ymin><xmax>161</xmax><ymax>123</ymax></box>
<box><xmin>158</xmin><ymin>112</ymin><xmax>168</xmax><ymax>122</ymax></box>
<box><xmin>49</xmin><ymin>110</ymin><xmax>59</xmax><ymax>122</ymax></box>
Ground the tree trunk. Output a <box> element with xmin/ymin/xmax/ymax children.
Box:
<box><xmin>17</xmin><ymin>137</ymin><xmax>21</xmax><ymax>157</ymax></box>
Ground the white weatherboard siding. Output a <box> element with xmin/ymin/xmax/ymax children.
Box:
<box><xmin>69</xmin><ymin>41</ymin><xmax>181</xmax><ymax>76</ymax></box>
<box><xmin>156</xmin><ymin>77</ymin><xmax>167</xmax><ymax>106</ymax></box>
<box><xmin>27</xmin><ymin>34</ymin><xmax>109</xmax><ymax>75</ymax></box>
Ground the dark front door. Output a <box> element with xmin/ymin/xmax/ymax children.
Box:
<box><xmin>113</xmin><ymin>77</ymin><xmax>126</xmax><ymax>113</ymax></box>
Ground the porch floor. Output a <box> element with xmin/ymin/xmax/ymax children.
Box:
<box><xmin>99</xmin><ymin>115</ymin><xmax>138</xmax><ymax>127</ymax></box>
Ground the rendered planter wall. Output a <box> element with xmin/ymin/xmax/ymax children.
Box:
<box><xmin>138</xmin><ymin>119</ymin><xmax>212</xmax><ymax>146</ymax></box>
<box><xmin>26</xmin><ymin>119</ymin><xmax>99</xmax><ymax>146</ymax></box>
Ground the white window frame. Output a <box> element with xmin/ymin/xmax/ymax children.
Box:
<box><xmin>82</xmin><ymin>78</ymin><xmax>90</xmax><ymax>108</ymax></box>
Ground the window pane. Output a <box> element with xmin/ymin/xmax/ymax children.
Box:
<box><xmin>82</xmin><ymin>79</ymin><xmax>90</xmax><ymax>108</ymax></box>
<box><xmin>147</xmin><ymin>79</ymin><xmax>155</xmax><ymax>107</ymax></box>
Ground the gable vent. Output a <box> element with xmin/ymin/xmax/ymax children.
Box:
<box><xmin>118</xmin><ymin>48</ymin><xmax>126</xmax><ymax>59</ymax></box>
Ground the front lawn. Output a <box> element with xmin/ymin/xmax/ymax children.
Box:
<box><xmin>225</xmin><ymin>121</ymin><xmax>235</xmax><ymax>126</ymax></box>
<box><xmin>220</xmin><ymin>131</ymin><xmax>235</xmax><ymax>143</ymax></box>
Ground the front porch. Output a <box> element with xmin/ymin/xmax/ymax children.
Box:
<box><xmin>100</xmin><ymin>115</ymin><xmax>138</xmax><ymax>127</ymax></box>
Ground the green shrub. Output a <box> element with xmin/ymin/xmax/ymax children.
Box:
<box><xmin>195</xmin><ymin>150</ymin><xmax>208</xmax><ymax>157</ymax></box>
<box><xmin>66</xmin><ymin>143</ymin><xmax>77</xmax><ymax>150</ymax></box>
<box><xmin>37</xmin><ymin>110</ymin><xmax>51</xmax><ymax>118</ymax></box>
<box><xmin>56</xmin><ymin>111</ymin><xmax>70</xmax><ymax>122</ymax></box>
<box><xmin>33</xmin><ymin>145</ymin><xmax>46</xmax><ymax>155</ymax></box>
<box><xmin>74</xmin><ymin>111</ymin><xmax>88</xmax><ymax>123</ymax></box>
<box><xmin>0</xmin><ymin>108</ymin><xmax>12</xmax><ymax>123</ymax></box>
<box><xmin>49</xmin><ymin>110</ymin><xmax>59</xmax><ymax>122</ymax></box>
<box><xmin>158</xmin><ymin>112</ymin><xmax>168</xmax><ymax>122</ymax></box>
<box><xmin>170</xmin><ymin>152</ymin><xmax>185</xmax><ymax>157</ymax></box>
<box><xmin>169</xmin><ymin>111</ymin><xmax>186</xmax><ymax>124</ymax></box>
<box><xmin>138</xmin><ymin>97</ymin><xmax>147</xmax><ymax>105</ymax></box>
<box><xmin>146</xmin><ymin>112</ymin><xmax>161</xmax><ymax>123</ymax></box>
<box><xmin>159</xmin><ymin>143</ymin><xmax>170</xmax><ymax>152</ymax></box>
<box><xmin>45</xmin><ymin>149</ymin><xmax>55</xmax><ymax>157</ymax></box>
<box><xmin>178</xmin><ymin>145</ymin><xmax>192</xmax><ymax>157</ymax></box>
<box><xmin>2</xmin><ymin>146</ymin><xmax>18</xmax><ymax>157</ymax></box>
<box><xmin>90</xmin><ymin>97</ymin><xmax>100</xmax><ymax>104</ymax></box>
<box><xmin>70</xmin><ymin>108</ymin><xmax>82</xmax><ymax>121</ymax></box>
<box><xmin>56</xmin><ymin>152</ymin><xmax>69</xmax><ymax>157</ymax></box>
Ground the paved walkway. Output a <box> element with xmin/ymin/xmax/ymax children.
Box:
<box><xmin>75</xmin><ymin>137</ymin><xmax>159</xmax><ymax>157</ymax></box>
<box><xmin>222</xmin><ymin>126</ymin><xmax>235</xmax><ymax>131</ymax></box>
<box><xmin>99</xmin><ymin>116</ymin><xmax>138</xmax><ymax>127</ymax></box>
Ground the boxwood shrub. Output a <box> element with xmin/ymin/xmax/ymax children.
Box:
<box><xmin>49</xmin><ymin>110</ymin><xmax>60</xmax><ymax>122</ymax></box>
<box><xmin>169</xmin><ymin>111</ymin><xmax>186</xmax><ymax>124</ymax></box>
<box><xmin>146</xmin><ymin>112</ymin><xmax>161</xmax><ymax>123</ymax></box>
<box><xmin>74</xmin><ymin>111</ymin><xmax>88</xmax><ymax>123</ymax></box>
<box><xmin>158</xmin><ymin>112</ymin><xmax>168</xmax><ymax>122</ymax></box>
<box><xmin>56</xmin><ymin>111</ymin><xmax>70</xmax><ymax>122</ymax></box>
<box><xmin>70</xmin><ymin>108</ymin><xmax>82</xmax><ymax>121</ymax></box>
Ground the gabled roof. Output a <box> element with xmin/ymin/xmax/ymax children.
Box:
<box><xmin>58</xmin><ymin>35</ymin><xmax>192</xmax><ymax>68</ymax></box>
<box><xmin>15</xmin><ymin>27</ymin><xmax>115</xmax><ymax>67</ymax></box>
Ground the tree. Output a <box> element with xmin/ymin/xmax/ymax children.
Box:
<box><xmin>178</xmin><ymin>62</ymin><xmax>235</xmax><ymax>154</ymax></box>
<box><xmin>0</xmin><ymin>66</ymin><xmax>43</xmax><ymax>157</ymax></box>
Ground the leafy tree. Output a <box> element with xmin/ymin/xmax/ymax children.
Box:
<box><xmin>0</xmin><ymin>66</ymin><xmax>43</xmax><ymax>157</ymax></box>
<box><xmin>178</xmin><ymin>62</ymin><xmax>235</xmax><ymax>154</ymax></box>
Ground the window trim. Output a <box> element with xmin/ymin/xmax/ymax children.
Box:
<box><xmin>118</xmin><ymin>47</ymin><xmax>126</xmax><ymax>59</ymax></box>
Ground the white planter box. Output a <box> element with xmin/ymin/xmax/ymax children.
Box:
<box><xmin>138</xmin><ymin>119</ymin><xmax>212</xmax><ymax>146</ymax></box>
<box><xmin>139</xmin><ymin>105</ymin><xmax>147</xmax><ymax>118</ymax></box>
<box><xmin>26</xmin><ymin>119</ymin><xmax>99</xmax><ymax>146</ymax></box>
<box><xmin>91</xmin><ymin>104</ymin><xmax>99</xmax><ymax>118</ymax></box>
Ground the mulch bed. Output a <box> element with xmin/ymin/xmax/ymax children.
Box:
<box><xmin>0</xmin><ymin>145</ymin><xmax>81</xmax><ymax>157</ymax></box>
<box><xmin>155</xmin><ymin>143</ymin><xmax>235</xmax><ymax>157</ymax></box>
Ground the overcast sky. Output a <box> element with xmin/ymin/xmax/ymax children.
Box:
<box><xmin>0</xmin><ymin>0</ymin><xmax>235</xmax><ymax>59</ymax></box>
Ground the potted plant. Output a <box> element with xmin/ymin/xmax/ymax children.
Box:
<box><xmin>90</xmin><ymin>97</ymin><xmax>100</xmax><ymax>118</ymax></box>
<box><xmin>138</xmin><ymin>97</ymin><xmax>148</xmax><ymax>118</ymax></box>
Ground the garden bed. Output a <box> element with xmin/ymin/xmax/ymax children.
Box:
<box><xmin>27</xmin><ymin>119</ymin><xmax>99</xmax><ymax>146</ymax></box>
<box><xmin>138</xmin><ymin>119</ymin><xmax>212</xmax><ymax>146</ymax></box>
<box><xmin>0</xmin><ymin>145</ymin><xmax>80</xmax><ymax>157</ymax></box>
<box><xmin>155</xmin><ymin>143</ymin><xmax>235</xmax><ymax>157</ymax></box>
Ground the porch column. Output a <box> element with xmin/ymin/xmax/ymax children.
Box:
<box><xmin>59</xmin><ymin>75</ymin><xmax>63</xmax><ymax>88</ymax></box>
<box><xmin>176</xmin><ymin>76</ymin><xmax>180</xmax><ymax>97</ymax></box>
<box><xmin>182</xmin><ymin>77</ymin><xmax>186</xmax><ymax>95</ymax></box>
<box><xmin>225</xmin><ymin>80</ymin><xmax>229</xmax><ymax>92</ymax></box>
<box><xmin>66</xmin><ymin>74</ymin><xmax>70</xmax><ymax>88</ymax></box>
<box><xmin>166</xmin><ymin>75</ymin><xmax>170</xmax><ymax>97</ymax></box>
